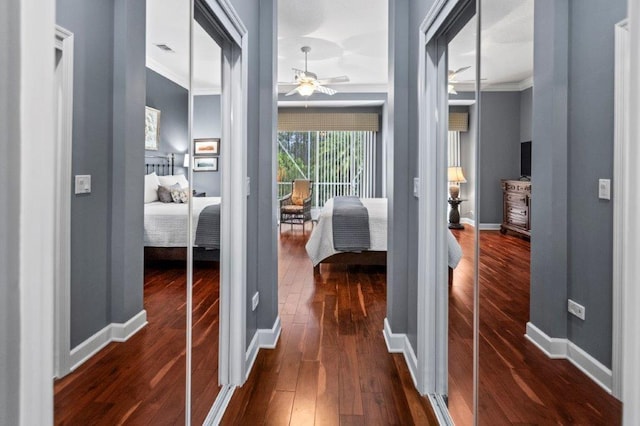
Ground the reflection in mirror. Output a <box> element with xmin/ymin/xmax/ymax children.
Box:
<box><xmin>445</xmin><ymin>12</ymin><xmax>477</xmax><ymax>426</ymax></box>
<box><xmin>53</xmin><ymin>0</ymin><xmax>191</xmax><ymax>423</ymax></box>
<box><xmin>189</xmin><ymin>19</ymin><xmax>223</xmax><ymax>423</ymax></box>
<box><xmin>477</xmin><ymin>0</ymin><xmax>622</xmax><ymax>423</ymax></box>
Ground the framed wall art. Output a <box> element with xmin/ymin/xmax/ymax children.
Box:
<box><xmin>145</xmin><ymin>106</ymin><xmax>161</xmax><ymax>151</ymax></box>
<box><xmin>194</xmin><ymin>138</ymin><xmax>220</xmax><ymax>155</ymax></box>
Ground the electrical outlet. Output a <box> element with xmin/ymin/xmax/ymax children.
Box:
<box><xmin>252</xmin><ymin>292</ymin><xmax>259</xmax><ymax>311</ymax></box>
<box><xmin>568</xmin><ymin>299</ymin><xmax>586</xmax><ymax>320</ymax></box>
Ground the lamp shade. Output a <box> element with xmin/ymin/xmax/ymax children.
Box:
<box><xmin>448</xmin><ymin>166</ymin><xmax>467</xmax><ymax>183</ymax></box>
<box><xmin>183</xmin><ymin>153</ymin><xmax>190</xmax><ymax>168</ymax></box>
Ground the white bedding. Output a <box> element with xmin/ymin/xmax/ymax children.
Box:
<box><xmin>304</xmin><ymin>197</ymin><xmax>463</xmax><ymax>269</ymax></box>
<box><xmin>144</xmin><ymin>197</ymin><xmax>221</xmax><ymax>247</ymax></box>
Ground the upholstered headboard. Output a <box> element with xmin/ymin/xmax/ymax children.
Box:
<box><xmin>145</xmin><ymin>153</ymin><xmax>174</xmax><ymax>176</ymax></box>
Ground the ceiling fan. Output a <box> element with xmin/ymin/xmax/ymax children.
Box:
<box><xmin>448</xmin><ymin>66</ymin><xmax>470</xmax><ymax>94</ymax></box>
<box><xmin>283</xmin><ymin>46</ymin><xmax>350</xmax><ymax>97</ymax></box>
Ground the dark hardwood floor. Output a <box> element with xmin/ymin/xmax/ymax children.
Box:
<box><xmin>54</xmin><ymin>226</ymin><xmax>621</xmax><ymax>425</ymax></box>
<box><xmin>222</xmin><ymin>227</ymin><xmax>439</xmax><ymax>425</ymax></box>
<box><xmin>54</xmin><ymin>260</ymin><xmax>220</xmax><ymax>425</ymax></box>
<box><xmin>448</xmin><ymin>227</ymin><xmax>622</xmax><ymax>425</ymax></box>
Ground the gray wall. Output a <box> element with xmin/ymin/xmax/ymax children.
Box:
<box><xmin>111</xmin><ymin>0</ymin><xmax>146</xmax><ymax>325</ymax></box>
<box><xmin>58</xmin><ymin>0</ymin><xmax>115</xmax><ymax>347</ymax></box>
<box><xmin>456</xmin><ymin>104</ymin><xmax>476</xmax><ymax>220</ymax></box>
<box><xmin>146</xmin><ymin>69</ymin><xmax>222</xmax><ymax>196</ymax></box>
<box><xmin>219</xmin><ymin>0</ymin><xmax>278</xmax><ymax>346</ymax></box>
<box><xmin>193</xmin><ymin>95</ymin><xmax>222</xmax><ymax>196</ymax></box>
<box><xmin>531</xmin><ymin>0</ymin><xmax>626</xmax><ymax>367</ymax></box>
<box><xmin>145</xmin><ymin>68</ymin><xmax>189</xmax><ymax>171</ymax></box>
<box><xmin>520</xmin><ymin>87</ymin><xmax>532</xmax><ymax>142</ymax></box>
<box><xmin>57</xmin><ymin>0</ymin><xmax>146</xmax><ymax>347</ymax></box>
<box><xmin>1</xmin><ymin>0</ymin><xmax>20</xmax><ymax>421</ymax></box>
<box><xmin>478</xmin><ymin>92</ymin><xmax>521</xmax><ymax>224</ymax></box>
<box><xmin>566</xmin><ymin>0</ymin><xmax>625</xmax><ymax>365</ymax></box>
<box><xmin>387</xmin><ymin>0</ymin><xmax>413</xmax><ymax>341</ymax></box>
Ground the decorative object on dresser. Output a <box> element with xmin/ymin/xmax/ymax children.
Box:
<box><xmin>448</xmin><ymin>198</ymin><xmax>466</xmax><ymax>229</ymax></box>
<box><xmin>500</xmin><ymin>179</ymin><xmax>531</xmax><ymax>238</ymax></box>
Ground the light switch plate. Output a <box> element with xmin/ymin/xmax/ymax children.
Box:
<box><xmin>75</xmin><ymin>175</ymin><xmax>91</xmax><ymax>194</ymax></box>
<box><xmin>246</xmin><ymin>177</ymin><xmax>251</xmax><ymax>196</ymax></box>
<box><xmin>413</xmin><ymin>178</ymin><xmax>420</xmax><ymax>198</ymax></box>
<box><xmin>598</xmin><ymin>179</ymin><xmax>611</xmax><ymax>200</ymax></box>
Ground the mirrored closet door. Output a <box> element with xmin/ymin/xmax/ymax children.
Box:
<box><xmin>53</xmin><ymin>0</ymin><xmax>192</xmax><ymax>423</ymax></box>
<box><xmin>444</xmin><ymin>5</ymin><xmax>478</xmax><ymax>424</ymax></box>
<box><xmin>475</xmin><ymin>0</ymin><xmax>623</xmax><ymax>424</ymax></box>
<box><xmin>188</xmin><ymin>12</ymin><xmax>224</xmax><ymax>422</ymax></box>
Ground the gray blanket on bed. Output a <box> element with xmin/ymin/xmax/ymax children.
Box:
<box><xmin>195</xmin><ymin>204</ymin><xmax>220</xmax><ymax>249</ymax></box>
<box><xmin>332</xmin><ymin>196</ymin><xmax>371</xmax><ymax>251</ymax></box>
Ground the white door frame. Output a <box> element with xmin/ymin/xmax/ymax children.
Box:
<box><xmin>417</xmin><ymin>0</ymin><xmax>477</xmax><ymax>423</ymax></box>
<box><xmin>53</xmin><ymin>25</ymin><xmax>74</xmax><ymax>379</ymax></box>
<box><xmin>612</xmin><ymin>18</ymin><xmax>628</xmax><ymax>401</ymax></box>
<box><xmin>622</xmin><ymin>0</ymin><xmax>640</xmax><ymax>423</ymax></box>
<box><xmin>416</xmin><ymin>0</ymin><xmax>473</xmax><ymax>395</ymax></box>
<box><xmin>188</xmin><ymin>0</ymin><xmax>248</xmax><ymax>424</ymax></box>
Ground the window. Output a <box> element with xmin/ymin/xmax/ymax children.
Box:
<box><xmin>278</xmin><ymin>130</ymin><xmax>377</xmax><ymax>207</ymax></box>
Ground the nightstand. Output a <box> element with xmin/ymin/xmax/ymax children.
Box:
<box><xmin>192</xmin><ymin>190</ymin><xmax>206</xmax><ymax>197</ymax></box>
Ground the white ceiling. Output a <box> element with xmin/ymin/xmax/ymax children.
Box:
<box><xmin>146</xmin><ymin>0</ymin><xmax>221</xmax><ymax>93</ymax></box>
<box><xmin>145</xmin><ymin>0</ymin><xmax>532</xmax><ymax>95</ymax></box>
<box><xmin>277</xmin><ymin>0</ymin><xmax>389</xmax><ymax>94</ymax></box>
<box><xmin>448</xmin><ymin>0</ymin><xmax>534</xmax><ymax>92</ymax></box>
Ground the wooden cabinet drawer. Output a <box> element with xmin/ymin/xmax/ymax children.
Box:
<box><xmin>505</xmin><ymin>193</ymin><xmax>527</xmax><ymax>205</ymax></box>
<box><xmin>502</xmin><ymin>181</ymin><xmax>531</xmax><ymax>193</ymax></box>
<box><xmin>505</xmin><ymin>203</ymin><xmax>528</xmax><ymax>217</ymax></box>
<box><xmin>506</xmin><ymin>215</ymin><xmax>528</xmax><ymax>228</ymax></box>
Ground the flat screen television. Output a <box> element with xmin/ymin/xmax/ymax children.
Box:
<box><xmin>521</xmin><ymin>141</ymin><xmax>532</xmax><ymax>178</ymax></box>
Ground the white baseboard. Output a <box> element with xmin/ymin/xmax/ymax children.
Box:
<box><xmin>525</xmin><ymin>322</ymin><xmax>613</xmax><ymax>393</ymax></box>
<box><xmin>69</xmin><ymin>310</ymin><xmax>147</xmax><ymax>371</ymax></box>
<box><xmin>383</xmin><ymin>318</ymin><xmax>418</xmax><ymax>388</ymax></box>
<box><xmin>461</xmin><ymin>218</ymin><xmax>475</xmax><ymax>227</ymax></box>
<box><xmin>479</xmin><ymin>223</ymin><xmax>501</xmax><ymax>231</ymax></box>
<box><xmin>203</xmin><ymin>384</ymin><xmax>236</xmax><ymax>426</ymax></box>
<box><xmin>245</xmin><ymin>316</ymin><xmax>282</xmax><ymax>381</ymax></box>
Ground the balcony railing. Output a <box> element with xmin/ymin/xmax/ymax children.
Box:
<box><xmin>278</xmin><ymin>181</ymin><xmax>361</xmax><ymax>208</ymax></box>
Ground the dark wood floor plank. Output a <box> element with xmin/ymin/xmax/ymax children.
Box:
<box><xmin>222</xmin><ymin>228</ymin><xmax>438</xmax><ymax>425</ymax></box>
<box><xmin>55</xmin><ymin>261</ymin><xmax>220</xmax><ymax>425</ymax></box>
<box><xmin>449</xmin><ymin>227</ymin><xmax>622</xmax><ymax>425</ymax></box>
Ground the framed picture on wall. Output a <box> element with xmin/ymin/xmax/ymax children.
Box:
<box><xmin>145</xmin><ymin>106</ymin><xmax>161</xmax><ymax>151</ymax></box>
<box><xmin>194</xmin><ymin>138</ymin><xmax>220</xmax><ymax>155</ymax></box>
<box><xmin>193</xmin><ymin>156</ymin><xmax>218</xmax><ymax>172</ymax></box>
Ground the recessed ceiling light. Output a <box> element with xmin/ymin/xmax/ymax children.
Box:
<box><xmin>155</xmin><ymin>43</ymin><xmax>174</xmax><ymax>53</ymax></box>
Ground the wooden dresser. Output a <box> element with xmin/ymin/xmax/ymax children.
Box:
<box><xmin>500</xmin><ymin>180</ymin><xmax>531</xmax><ymax>238</ymax></box>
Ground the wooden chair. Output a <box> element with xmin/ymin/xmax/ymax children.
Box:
<box><xmin>280</xmin><ymin>180</ymin><xmax>313</xmax><ymax>233</ymax></box>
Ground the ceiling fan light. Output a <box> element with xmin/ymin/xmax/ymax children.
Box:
<box><xmin>298</xmin><ymin>82</ymin><xmax>315</xmax><ymax>97</ymax></box>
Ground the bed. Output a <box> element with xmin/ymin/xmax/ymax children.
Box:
<box><xmin>144</xmin><ymin>155</ymin><xmax>221</xmax><ymax>262</ymax></box>
<box><xmin>305</xmin><ymin>197</ymin><xmax>463</xmax><ymax>283</ymax></box>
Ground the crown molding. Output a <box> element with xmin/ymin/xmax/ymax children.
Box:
<box><xmin>454</xmin><ymin>76</ymin><xmax>534</xmax><ymax>93</ymax></box>
<box><xmin>146</xmin><ymin>56</ymin><xmax>189</xmax><ymax>89</ymax></box>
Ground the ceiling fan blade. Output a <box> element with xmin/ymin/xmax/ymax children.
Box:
<box><xmin>315</xmin><ymin>85</ymin><xmax>337</xmax><ymax>96</ymax></box>
<box><xmin>292</xmin><ymin>67</ymin><xmax>306</xmax><ymax>76</ymax></box>
<box><xmin>284</xmin><ymin>87</ymin><xmax>300</xmax><ymax>96</ymax></box>
<box><xmin>452</xmin><ymin>66</ymin><xmax>471</xmax><ymax>75</ymax></box>
<box><xmin>316</xmin><ymin>75</ymin><xmax>350</xmax><ymax>85</ymax></box>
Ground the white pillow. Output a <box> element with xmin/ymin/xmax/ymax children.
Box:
<box><xmin>144</xmin><ymin>172</ymin><xmax>160</xmax><ymax>203</ymax></box>
<box><xmin>158</xmin><ymin>174</ymin><xmax>189</xmax><ymax>189</ymax></box>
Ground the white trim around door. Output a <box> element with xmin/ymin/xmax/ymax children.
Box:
<box><xmin>53</xmin><ymin>24</ymin><xmax>74</xmax><ymax>379</ymax></box>
<box><xmin>612</xmin><ymin>18</ymin><xmax>628</xmax><ymax>401</ymax></box>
